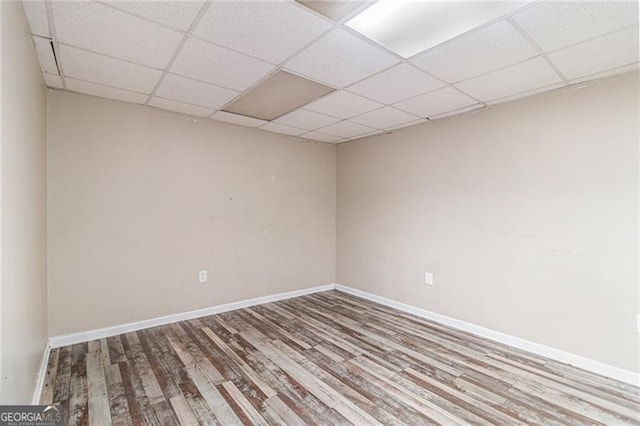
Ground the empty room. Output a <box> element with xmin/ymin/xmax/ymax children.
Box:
<box><xmin>1</xmin><ymin>0</ymin><xmax>639</xmax><ymax>424</ymax></box>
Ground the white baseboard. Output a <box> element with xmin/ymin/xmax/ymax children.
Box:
<box><xmin>48</xmin><ymin>283</ymin><xmax>336</xmax><ymax>348</ymax></box>
<box><xmin>32</xmin><ymin>341</ymin><xmax>50</xmax><ymax>404</ymax></box>
<box><xmin>44</xmin><ymin>282</ymin><xmax>639</xmax><ymax>388</ymax></box>
<box><xmin>335</xmin><ymin>284</ymin><xmax>640</xmax><ymax>387</ymax></box>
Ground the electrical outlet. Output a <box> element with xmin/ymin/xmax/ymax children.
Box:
<box><xmin>198</xmin><ymin>270</ymin><xmax>208</xmax><ymax>283</ymax></box>
<box><xmin>637</xmin><ymin>314</ymin><xmax>640</xmax><ymax>333</ymax></box>
<box><xmin>425</xmin><ymin>272</ymin><xmax>433</xmax><ymax>285</ymax></box>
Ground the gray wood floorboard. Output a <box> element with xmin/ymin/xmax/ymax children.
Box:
<box><xmin>42</xmin><ymin>290</ymin><xmax>640</xmax><ymax>425</ymax></box>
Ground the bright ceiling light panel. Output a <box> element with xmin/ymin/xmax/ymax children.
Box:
<box><xmin>346</xmin><ymin>0</ymin><xmax>527</xmax><ymax>58</ymax></box>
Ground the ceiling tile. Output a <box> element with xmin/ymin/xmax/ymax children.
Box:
<box><xmin>317</xmin><ymin>121</ymin><xmax>376</xmax><ymax>138</ymax></box>
<box><xmin>60</xmin><ymin>45</ymin><xmax>162</xmax><ymax>93</ymax></box>
<box><xmin>33</xmin><ymin>36</ymin><xmax>58</xmax><ymax>74</ymax></box>
<box><xmin>512</xmin><ymin>1</ymin><xmax>639</xmax><ymax>52</ymax></box>
<box><xmin>350</xmin><ymin>107</ymin><xmax>420</xmax><ymax>129</ymax></box>
<box><xmin>274</xmin><ymin>109</ymin><xmax>341</xmax><ymax>130</ymax></box>
<box><xmin>260</xmin><ymin>122</ymin><xmax>307</xmax><ymax>136</ymax></box>
<box><xmin>285</xmin><ymin>28</ymin><xmax>399</xmax><ymax>87</ymax></box>
<box><xmin>52</xmin><ymin>1</ymin><xmax>183</xmax><ymax>68</ymax></box>
<box><xmin>295</xmin><ymin>1</ymin><xmax>374</xmax><ymax>22</ymax></box>
<box><xmin>411</xmin><ymin>20</ymin><xmax>538</xmax><ymax>83</ymax></box>
<box><xmin>454</xmin><ymin>57</ymin><xmax>562</xmax><ymax>102</ymax></box>
<box><xmin>395</xmin><ymin>87</ymin><xmax>477</xmax><ymax>118</ymax></box>
<box><xmin>194</xmin><ymin>2</ymin><xmax>331</xmax><ymax>64</ymax></box>
<box><xmin>429</xmin><ymin>103</ymin><xmax>485</xmax><ymax>119</ymax></box>
<box><xmin>348</xmin><ymin>63</ymin><xmax>444</xmax><ymax>104</ymax></box>
<box><xmin>548</xmin><ymin>26</ymin><xmax>639</xmax><ymax>81</ymax></box>
<box><xmin>148</xmin><ymin>97</ymin><xmax>214</xmax><ymax>117</ymax></box>
<box><xmin>570</xmin><ymin>63</ymin><xmax>639</xmax><ymax>85</ymax></box>
<box><xmin>386</xmin><ymin>118</ymin><xmax>428</xmax><ymax>131</ymax></box>
<box><xmin>211</xmin><ymin>111</ymin><xmax>267</xmax><ymax>128</ymax></box>
<box><xmin>155</xmin><ymin>74</ymin><xmax>239</xmax><ymax>110</ymax></box>
<box><xmin>43</xmin><ymin>73</ymin><xmax>63</xmax><ymax>89</ymax></box>
<box><xmin>487</xmin><ymin>82</ymin><xmax>565</xmax><ymax>106</ymax></box>
<box><xmin>23</xmin><ymin>0</ymin><xmax>49</xmax><ymax>37</ymax></box>
<box><xmin>301</xmin><ymin>131</ymin><xmax>344</xmax><ymax>143</ymax></box>
<box><xmin>304</xmin><ymin>90</ymin><xmax>383</xmax><ymax>119</ymax></box>
<box><xmin>105</xmin><ymin>1</ymin><xmax>204</xmax><ymax>31</ymax></box>
<box><xmin>65</xmin><ymin>78</ymin><xmax>148</xmax><ymax>104</ymax></box>
<box><xmin>171</xmin><ymin>37</ymin><xmax>275</xmax><ymax>91</ymax></box>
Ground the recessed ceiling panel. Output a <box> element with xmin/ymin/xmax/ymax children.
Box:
<box><xmin>295</xmin><ymin>1</ymin><xmax>374</xmax><ymax>21</ymax></box>
<box><xmin>512</xmin><ymin>1</ymin><xmax>639</xmax><ymax>52</ymax></box>
<box><xmin>52</xmin><ymin>1</ymin><xmax>183</xmax><ymax>69</ymax></box>
<box><xmin>547</xmin><ymin>26</ymin><xmax>639</xmax><ymax>81</ymax></box>
<box><xmin>223</xmin><ymin>71</ymin><xmax>335</xmax><ymax>121</ymax></box>
<box><xmin>305</xmin><ymin>90</ymin><xmax>382</xmax><ymax>119</ymax></box>
<box><xmin>171</xmin><ymin>37</ymin><xmax>275</xmax><ymax>92</ymax></box>
<box><xmin>285</xmin><ymin>28</ymin><xmax>399</xmax><ymax>87</ymax></box>
<box><xmin>60</xmin><ymin>45</ymin><xmax>162</xmax><ymax>93</ymax></box>
<box><xmin>155</xmin><ymin>74</ymin><xmax>239</xmax><ymax>110</ymax></box>
<box><xmin>346</xmin><ymin>0</ymin><xmax>525</xmax><ymax>58</ymax></box>
<box><xmin>395</xmin><ymin>86</ymin><xmax>477</xmax><ymax>118</ymax></box>
<box><xmin>411</xmin><ymin>20</ymin><xmax>538</xmax><ymax>83</ymax></box>
<box><xmin>65</xmin><ymin>78</ymin><xmax>149</xmax><ymax>104</ymax></box>
<box><xmin>454</xmin><ymin>57</ymin><xmax>562</xmax><ymax>102</ymax></box>
<box><xmin>149</xmin><ymin>97</ymin><xmax>214</xmax><ymax>117</ymax></box>
<box><xmin>194</xmin><ymin>1</ymin><xmax>331</xmax><ymax>64</ymax></box>
<box><xmin>106</xmin><ymin>1</ymin><xmax>205</xmax><ymax>32</ymax></box>
<box><xmin>348</xmin><ymin>63</ymin><xmax>444</xmax><ymax>104</ymax></box>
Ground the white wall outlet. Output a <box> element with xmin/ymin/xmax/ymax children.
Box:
<box><xmin>637</xmin><ymin>314</ymin><xmax>640</xmax><ymax>333</ymax></box>
<box><xmin>198</xmin><ymin>270</ymin><xmax>208</xmax><ymax>283</ymax></box>
<box><xmin>425</xmin><ymin>272</ymin><xmax>433</xmax><ymax>285</ymax></box>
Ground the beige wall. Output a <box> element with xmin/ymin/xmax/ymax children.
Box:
<box><xmin>44</xmin><ymin>58</ymin><xmax>639</xmax><ymax>374</ymax></box>
<box><xmin>47</xmin><ymin>91</ymin><xmax>335</xmax><ymax>336</ymax></box>
<box><xmin>0</xmin><ymin>1</ymin><xmax>48</xmax><ymax>403</ymax></box>
<box><xmin>337</xmin><ymin>72</ymin><xmax>639</xmax><ymax>373</ymax></box>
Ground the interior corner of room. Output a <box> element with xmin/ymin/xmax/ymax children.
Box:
<box><xmin>1</xmin><ymin>0</ymin><xmax>639</xmax><ymax>420</ymax></box>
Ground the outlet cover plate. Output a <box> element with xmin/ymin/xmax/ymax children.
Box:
<box><xmin>425</xmin><ymin>272</ymin><xmax>433</xmax><ymax>285</ymax></box>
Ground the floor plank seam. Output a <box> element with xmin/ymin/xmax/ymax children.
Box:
<box><xmin>42</xmin><ymin>290</ymin><xmax>640</xmax><ymax>426</ymax></box>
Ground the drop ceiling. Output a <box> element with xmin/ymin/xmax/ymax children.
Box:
<box><xmin>24</xmin><ymin>0</ymin><xmax>639</xmax><ymax>144</ymax></box>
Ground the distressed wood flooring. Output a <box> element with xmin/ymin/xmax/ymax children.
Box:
<box><xmin>41</xmin><ymin>290</ymin><xmax>640</xmax><ymax>425</ymax></box>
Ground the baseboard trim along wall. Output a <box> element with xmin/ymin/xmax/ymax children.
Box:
<box><xmin>48</xmin><ymin>284</ymin><xmax>335</xmax><ymax>348</ymax></box>
<box><xmin>335</xmin><ymin>284</ymin><xmax>640</xmax><ymax>387</ymax></box>
<box><xmin>43</xmin><ymin>282</ymin><xmax>639</xmax><ymax>395</ymax></box>
<box><xmin>32</xmin><ymin>341</ymin><xmax>51</xmax><ymax>404</ymax></box>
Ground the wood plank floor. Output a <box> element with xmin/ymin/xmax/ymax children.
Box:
<box><xmin>41</xmin><ymin>290</ymin><xmax>640</xmax><ymax>425</ymax></box>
